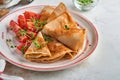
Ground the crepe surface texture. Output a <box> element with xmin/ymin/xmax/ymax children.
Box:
<box><xmin>24</xmin><ymin>2</ymin><xmax>87</xmax><ymax>63</ymax></box>
<box><xmin>42</xmin><ymin>12</ymin><xmax>86</xmax><ymax>51</ymax></box>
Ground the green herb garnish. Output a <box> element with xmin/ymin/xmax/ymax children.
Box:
<box><xmin>10</xmin><ymin>45</ymin><xmax>14</xmax><ymax>48</ymax></box>
<box><xmin>77</xmin><ymin>0</ymin><xmax>94</xmax><ymax>6</ymax></box>
<box><xmin>64</xmin><ymin>25</ymin><xmax>70</xmax><ymax>30</ymax></box>
<box><xmin>15</xmin><ymin>36</ymin><xmax>19</xmax><ymax>39</ymax></box>
<box><xmin>19</xmin><ymin>29</ymin><xmax>27</xmax><ymax>36</ymax></box>
<box><xmin>26</xmin><ymin>32</ymin><xmax>35</xmax><ymax>40</ymax></box>
<box><xmin>33</xmin><ymin>38</ymin><xmax>43</xmax><ymax>48</ymax></box>
<box><xmin>6</xmin><ymin>39</ymin><xmax>11</xmax><ymax>42</ymax></box>
<box><xmin>10</xmin><ymin>45</ymin><xmax>16</xmax><ymax>48</ymax></box>
<box><xmin>31</xmin><ymin>18</ymin><xmax>47</xmax><ymax>31</ymax></box>
<box><xmin>21</xmin><ymin>46</ymin><xmax>28</xmax><ymax>53</ymax></box>
<box><xmin>43</xmin><ymin>35</ymin><xmax>52</xmax><ymax>43</ymax></box>
<box><xmin>31</xmin><ymin>18</ymin><xmax>40</xmax><ymax>24</ymax></box>
<box><xmin>40</xmin><ymin>21</ymin><xmax>47</xmax><ymax>27</ymax></box>
<box><xmin>30</xmin><ymin>32</ymin><xmax>35</xmax><ymax>40</ymax></box>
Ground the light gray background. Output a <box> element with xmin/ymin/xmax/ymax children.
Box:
<box><xmin>1</xmin><ymin>0</ymin><xmax>120</xmax><ymax>80</ymax></box>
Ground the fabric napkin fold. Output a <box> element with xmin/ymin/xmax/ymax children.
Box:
<box><xmin>0</xmin><ymin>59</ymin><xmax>6</xmax><ymax>74</ymax></box>
<box><xmin>0</xmin><ymin>58</ymin><xmax>24</xmax><ymax>80</ymax></box>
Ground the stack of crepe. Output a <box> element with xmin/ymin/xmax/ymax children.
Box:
<box><xmin>24</xmin><ymin>2</ymin><xmax>87</xmax><ymax>63</ymax></box>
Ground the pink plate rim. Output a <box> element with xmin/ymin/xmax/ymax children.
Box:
<box><xmin>0</xmin><ymin>5</ymin><xmax>98</xmax><ymax>71</ymax></box>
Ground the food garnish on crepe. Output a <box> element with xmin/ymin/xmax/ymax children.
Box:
<box><xmin>24</xmin><ymin>32</ymin><xmax>51</xmax><ymax>62</ymax></box>
<box><xmin>9</xmin><ymin>2</ymin><xmax>87</xmax><ymax>63</ymax></box>
<box><xmin>24</xmin><ymin>33</ymin><xmax>77</xmax><ymax>63</ymax></box>
<box><xmin>25</xmin><ymin>2</ymin><xmax>87</xmax><ymax>63</ymax></box>
<box><xmin>42</xmin><ymin>35</ymin><xmax>77</xmax><ymax>63</ymax></box>
<box><xmin>42</xmin><ymin>11</ymin><xmax>86</xmax><ymax>51</ymax></box>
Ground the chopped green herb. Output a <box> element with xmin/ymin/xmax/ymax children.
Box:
<box><xmin>33</xmin><ymin>38</ymin><xmax>43</xmax><ymax>48</ymax></box>
<box><xmin>15</xmin><ymin>36</ymin><xmax>19</xmax><ymax>39</ymax></box>
<box><xmin>30</xmin><ymin>32</ymin><xmax>35</xmax><ymax>40</ymax></box>
<box><xmin>77</xmin><ymin>0</ymin><xmax>94</xmax><ymax>6</ymax></box>
<box><xmin>36</xmin><ymin>21</ymin><xmax>47</xmax><ymax>31</ymax></box>
<box><xmin>31</xmin><ymin>18</ymin><xmax>39</xmax><ymax>24</ymax></box>
<box><xmin>19</xmin><ymin>29</ymin><xmax>27</xmax><ymax>36</ymax></box>
<box><xmin>26</xmin><ymin>32</ymin><xmax>35</xmax><ymax>40</ymax></box>
<box><xmin>21</xmin><ymin>46</ymin><xmax>28</xmax><ymax>53</ymax></box>
<box><xmin>10</xmin><ymin>45</ymin><xmax>17</xmax><ymax>48</ymax></box>
<box><xmin>64</xmin><ymin>25</ymin><xmax>70</xmax><ymax>30</ymax></box>
<box><xmin>11</xmin><ymin>45</ymin><xmax>14</xmax><ymax>48</ymax></box>
<box><xmin>6</xmin><ymin>39</ymin><xmax>11</xmax><ymax>42</ymax></box>
<box><xmin>31</xmin><ymin>18</ymin><xmax>47</xmax><ymax>31</ymax></box>
<box><xmin>40</xmin><ymin>21</ymin><xmax>47</xmax><ymax>27</ymax></box>
<box><xmin>43</xmin><ymin>35</ymin><xmax>52</xmax><ymax>43</ymax></box>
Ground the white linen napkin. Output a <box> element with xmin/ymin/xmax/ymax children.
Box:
<box><xmin>0</xmin><ymin>57</ymin><xmax>24</xmax><ymax>80</ymax></box>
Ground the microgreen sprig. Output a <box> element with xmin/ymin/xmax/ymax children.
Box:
<box><xmin>77</xmin><ymin>0</ymin><xmax>94</xmax><ymax>6</ymax></box>
<box><xmin>43</xmin><ymin>35</ymin><xmax>52</xmax><ymax>43</ymax></box>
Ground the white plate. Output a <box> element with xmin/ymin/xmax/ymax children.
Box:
<box><xmin>0</xmin><ymin>5</ymin><xmax>98</xmax><ymax>71</ymax></box>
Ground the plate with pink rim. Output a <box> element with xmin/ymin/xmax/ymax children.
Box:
<box><xmin>0</xmin><ymin>5</ymin><xmax>98</xmax><ymax>71</ymax></box>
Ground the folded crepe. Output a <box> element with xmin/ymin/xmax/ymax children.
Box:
<box><xmin>42</xmin><ymin>12</ymin><xmax>87</xmax><ymax>51</ymax></box>
<box><xmin>24</xmin><ymin>32</ymin><xmax>51</xmax><ymax>61</ymax></box>
<box><xmin>24</xmin><ymin>32</ymin><xmax>76</xmax><ymax>63</ymax></box>
<box><xmin>37</xmin><ymin>36</ymin><xmax>77</xmax><ymax>63</ymax></box>
<box><xmin>24</xmin><ymin>3</ymin><xmax>86</xmax><ymax>63</ymax></box>
<box><xmin>40</xmin><ymin>6</ymin><xmax>55</xmax><ymax>22</ymax></box>
<box><xmin>47</xmin><ymin>2</ymin><xmax>67</xmax><ymax>22</ymax></box>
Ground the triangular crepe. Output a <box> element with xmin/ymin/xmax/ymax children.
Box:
<box><xmin>24</xmin><ymin>32</ymin><xmax>51</xmax><ymax>61</ymax></box>
<box><xmin>47</xmin><ymin>2</ymin><xmax>67</xmax><ymax>22</ymax></box>
<box><xmin>24</xmin><ymin>34</ymin><xmax>76</xmax><ymax>63</ymax></box>
<box><xmin>42</xmin><ymin>35</ymin><xmax>77</xmax><ymax>63</ymax></box>
<box><xmin>42</xmin><ymin>12</ymin><xmax>87</xmax><ymax>51</ymax></box>
<box><xmin>24</xmin><ymin>3</ymin><xmax>86</xmax><ymax>63</ymax></box>
<box><xmin>40</xmin><ymin>6</ymin><xmax>55</xmax><ymax>22</ymax></box>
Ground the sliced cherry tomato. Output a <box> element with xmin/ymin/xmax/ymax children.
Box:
<box><xmin>17</xmin><ymin>43</ymin><xmax>25</xmax><ymax>52</ymax></box>
<box><xmin>18</xmin><ymin>15</ymin><xmax>27</xmax><ymax>29</ymax></box>
<box><xmin>26</xmin><ymin>21</ymin><xmax>37</xmax><ymax>32</ymax></box>
<box><xmin>17</xmin><ymin>41</ymin><xmax>32</xmax><ymax>53</ymax></box>
<box><xmin>10</xmin><ymin>20</ymin><xmax>21</xmax><ymax>33</ymax></box>
<box><xmin>24</xmin><ymin>11</ymin><xmax>40</xmax><ymax>19</ymax></box>
<box><xmin>16</xmin><ymin>35</ymin><xmax>28</xmax><ymax>43</ymax></box>
<box><xmin>26</xmin><ymin>31</ymin><xmax>37</xmax><ymax>40</ymax></box>
<box><xmin>26</xmin><ymin>19</ymin><xmax>31</xmax><ymax>22</ymax></box>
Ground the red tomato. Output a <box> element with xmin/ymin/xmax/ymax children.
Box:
<box><xmin>18</xmin><ymin>15</ymin><xmax>27</xmax><ymax>29</ymax></box>
<box><xmin>17</xmin><ymin>41</ymin><xmax>32</xmax><ymax>53</ymax></box>
<box><xmin>17</xmin><ymin>43</ymin><xmax>25</xmax><ymax>52</ymax></box>
<box><xmin>26</xmin><ymin>31</ymin><xmax>37</xmax><ymax>40</ymax></box>
<box><xmin>10</xmin><ymin>20</ymin><xmax>21</xmax><ymax>34</ymax></box>
<box><xmin>26</xmin><ymin>21</ymin><xmax>37</xmax><ymax>32</ymax></box>
<box><xmin>16</xmin><ymin>35</ymin><xmax>28</xmax><ymax>43</ymax></box>
<box><xmin>26</xmin><ymin>19</ymin><xmax>31</xmax><ymax>22</ymax></box>
<box><xmin>24</xmin><ymin>11</ymin><xmax>40</xmax><ymax>19</ymax></box>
